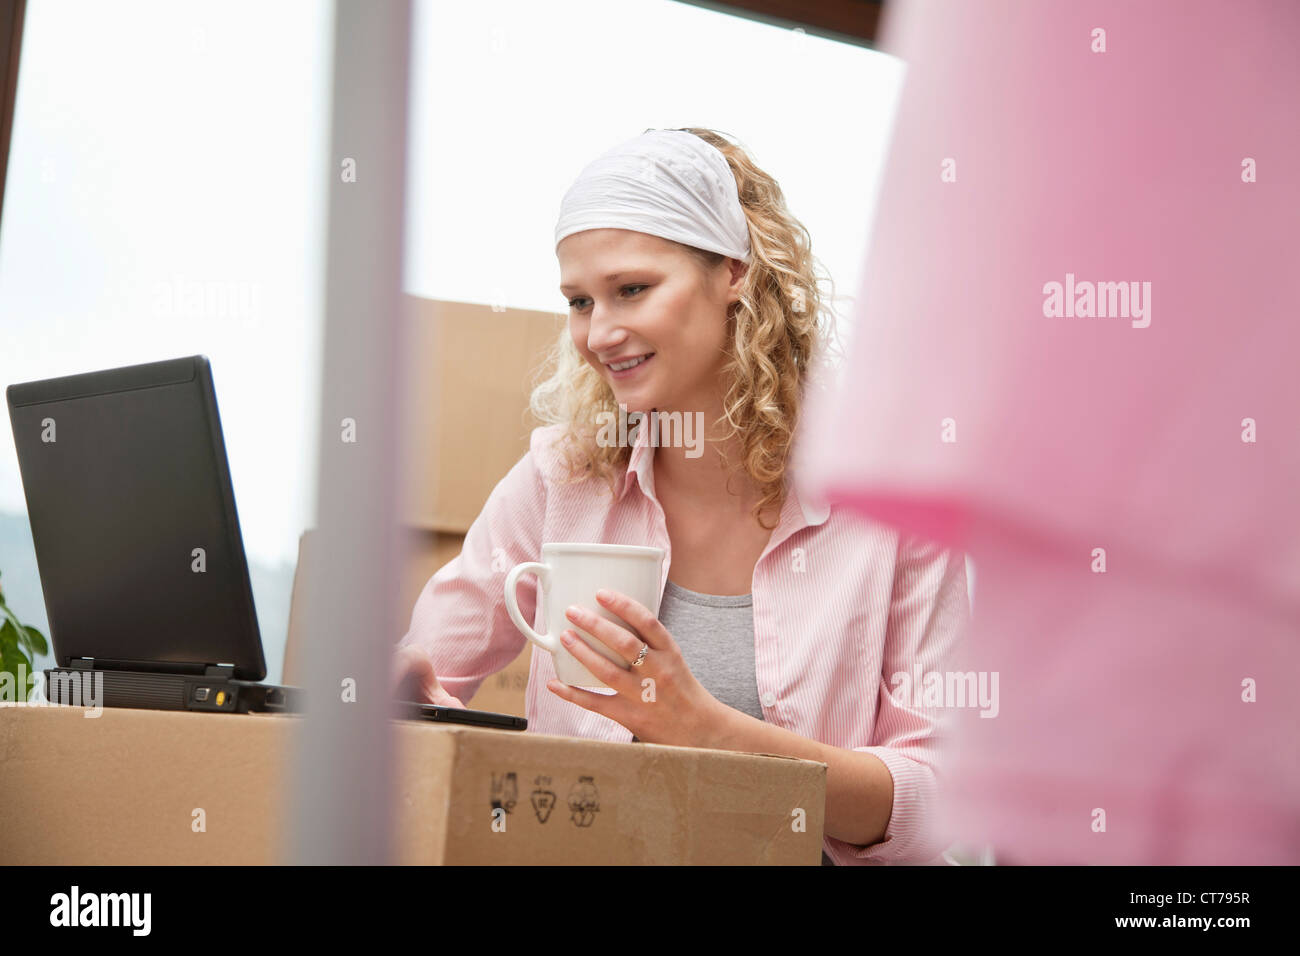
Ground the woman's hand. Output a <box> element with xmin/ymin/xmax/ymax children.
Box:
<box><xmin>392</xmin><ymin>643</ymin><xmax>466</xmax><ymax>708</ymax></box>
<box><xmin>545</xmin><ymin>588</ymin><xmax>729</xmax><ymax>747</ymax></box>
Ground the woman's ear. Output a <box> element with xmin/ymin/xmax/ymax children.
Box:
<box><xmin>730</xmin><ymin>258</ymin><xmax>749</xmax><ymax>286</ymax></box>
<box><xmin>726</xmin><ymin>258</ymin><xmax>749</xmax><ymax>303</ymax></box>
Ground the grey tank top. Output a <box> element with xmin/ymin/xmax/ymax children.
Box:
<box><xmin>657</xmin><ymin>579</ymin><xmax>764</xmax><ymax>721</ymax></box>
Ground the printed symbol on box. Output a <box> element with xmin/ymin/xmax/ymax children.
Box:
<box><xmin>491</xmin><ymin>771</ymin><xmax>518</xmax><ymax>814</ymax></box>
<box><xmin>567</xmin><ymin>776</ymin><xmax>600</xmax><ymax>828</ymax></box>
<box><xmin>531</xmin><ymin>775</ymin><xmax>557</xmax><ymax>823</ymax></box>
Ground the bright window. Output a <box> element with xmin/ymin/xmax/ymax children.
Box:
<box><xmin>0</xmin><ymin>0</ymin><xmax>904</xmax><ymax>686</ymax></box>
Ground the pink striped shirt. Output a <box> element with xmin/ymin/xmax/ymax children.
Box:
<box><xmin>399</xmin><ymin>421</ymin><xmax>970</xmax><ymax>864</ymax></box>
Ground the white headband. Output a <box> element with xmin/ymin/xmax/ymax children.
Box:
<box><xmin>554</xmin><ymin>129</ymin><xmax>751</xmax><ymax>262</ymax></box>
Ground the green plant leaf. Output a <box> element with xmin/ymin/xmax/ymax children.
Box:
<box><xmin>20</xmin><ymin>625</ymin><xmax>48</xmax><ymax>657</ymax></box>
<box><xmin>0</xmin><ymin>603</ymin><xmax>37</xmax><ymax>655</ymax></box>
<box><xmin>0</xmin><ymin>618</ymin><xmax>19</xmax><ymax>656</ymax></box>
<box><xmin>0</xmin><ymin>599</ymin><xmax>44</xmax><ymax>703</ymax></box>
<box><xmin>0</xmin><ymin>638</ymin><xmax>35</xmax><ymax>702</ymax></box>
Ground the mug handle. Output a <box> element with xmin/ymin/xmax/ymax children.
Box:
<box><xmin>504</xmin><ymin>562</ymin><xmax>560</xmax><ymax>655</ymax></box>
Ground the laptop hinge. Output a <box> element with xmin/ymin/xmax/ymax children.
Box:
<box><xmin>67</xmin><ymin>657</ymin><xmax>235</xmax><ymax>677</ymax></box>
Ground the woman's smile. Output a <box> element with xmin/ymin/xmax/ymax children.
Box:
<box><xmin>605</xmin><ymin>352</ymin><xmax>655</xmax><ymax>379</ymax></box>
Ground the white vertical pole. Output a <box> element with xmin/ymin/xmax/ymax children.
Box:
<box><xmin>286</xmin><ymin>0</ymin><xmax>412</xmax><ymax>864</ymax></box>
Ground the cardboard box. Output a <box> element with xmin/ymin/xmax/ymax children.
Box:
<box><xmin>0</xmin><ymin>705</ymin><xmax>827</xmax><ymax>865</ymax></box>
<box><xmin>399</xmin><ymin>295</ymin><xmax>566</xmax><ymax>533</ymax></box>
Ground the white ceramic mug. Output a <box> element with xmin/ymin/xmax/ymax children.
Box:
<box><xmin>504</xmin><ymin>542</ymin><xmax>666</xmax><ymax>688</ymax></box>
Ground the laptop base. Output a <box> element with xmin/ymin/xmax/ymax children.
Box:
<box><xmin>43</xmin><ymin>668</ymin><xmax>301</xmax><ymax>714</ymax></box>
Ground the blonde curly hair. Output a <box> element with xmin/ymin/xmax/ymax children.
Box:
<box><xmin>530</xmin><ymin>127</ymin><xmax>844</xmax><ymax>530</ymax></box>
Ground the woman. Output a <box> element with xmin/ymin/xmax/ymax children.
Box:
<box><xmin>394</xmin><ymin>128</ymin><xmax>970</xmax><ymax>865</ymax></box>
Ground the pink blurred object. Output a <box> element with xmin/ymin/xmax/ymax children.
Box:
<box><xmin>797</xmin><ymin>0</ymin><xmax>1300</xmax><ymax>864</ymax></box>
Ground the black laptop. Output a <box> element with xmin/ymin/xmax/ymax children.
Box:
<box><xmin>6</xmin><ymin>355</ymin><xmax>300</xmax><ymax>713</ymax></box>
<box><xmin>7</xmin><ymin>355</ymin><xmax>528</xmax><ymax>730</ymax></box>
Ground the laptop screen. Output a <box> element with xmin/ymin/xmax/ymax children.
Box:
<box><xmin>6</xmin><ymin>355</ymin><xmax>266</xmax><ymax>679</ymax></box>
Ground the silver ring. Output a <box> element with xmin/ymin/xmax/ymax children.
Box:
<box><xmin>631</xmin><ymin>642</ymin><xmax>648</xmax><ymax>667</ymax></box>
